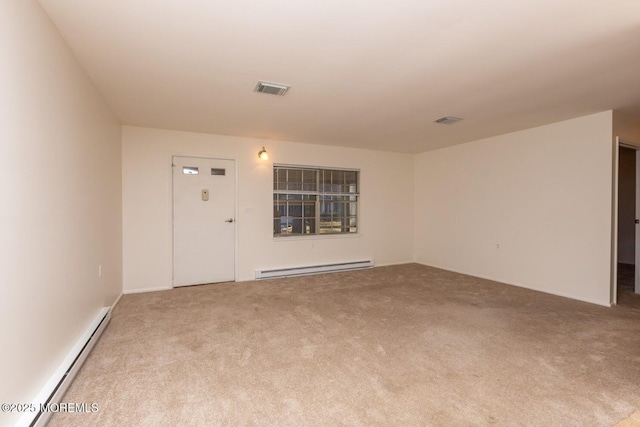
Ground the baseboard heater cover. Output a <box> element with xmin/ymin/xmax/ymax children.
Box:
<box><xmin>255</xmin><ymin>260</ymin><xmax>374</xmax><ymax>279</ymax></box>
<box><xmin>18</xmin><ymin>307</ymin><xmax>111</xmax><ymax>427</ymax></box>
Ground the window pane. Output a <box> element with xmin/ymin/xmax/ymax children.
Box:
<box><xmin>344</xmin><ymin>171</ymin><xmax>357</xmax><ymax>185</ymax></box>
<box><xmin>350</xmin><ymin>217</ymin><xmax>357</xmax><ymax>233</ymax></box>
<box><xmin>288</xmin><ymin>169</ymin><xmax>302</xmax><ymax>182</ymax></box>
<box><xmin>302</xmin><ymin>169</ymin><xmax>317</xmax><ymax>186</ymax></box>
<box><xmin>320</xmin><ymin>169</ymin><xmax>331</xmax><ymax>193</ymax></box>
<box><xmin>183</xmin><ymin>166</ymin><xmax>199</xmax><ymax>175</ymax></box>
<box><xmin>288</xmin><ymin>202</ymin><xmax>302</xmax><ymax>217</ymax></box>
<box><xmin>304</xmin><ymin>202</ymin><xmax>315</xmax><ymax>218</ymax></box>
<box><xmin>306</xmin><ymin>218</ymin><xmax>316</xmax><ymax>234</ymax></box>
<box><xmin>318</xmin><ymin>169</ymin><xmax>359</xmax><ymax>194</ymax></box>
<box><xmin>279</xmin><ymin>217</ymin><xmax>292</xmax><ymax>234</ymax></box>
<box><xmin>319</xmin><ymin>218</ymin><xmax>341</xmax><ymax>234</ymax></box>
<box><xmin>275</xmin><ymin>169</ymin><xmax>287</xmax><ymax>191</ymax></box>
<box><xmin>292</xmin><ymin>218</ymin><xmax>304</xmax><ymax>234</ymax></box>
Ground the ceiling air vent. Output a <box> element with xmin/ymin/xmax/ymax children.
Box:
<box><xmin>433</xmin><ymin>116</ymin><xmax>463</xmax><ymax>125</ymax></box>
<box><xmin>254</xmin><ymin>81</ymin><xmax>290</xmax><ymax>96</ymax></box>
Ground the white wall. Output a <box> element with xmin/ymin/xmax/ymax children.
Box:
<box><xmin>414</xmin><ymin>112</ymin><xmax>614</xmax><ymax>306</ymax></box>
<box><xmin>614</xmin><ymin>110</ymin><xmax>640</xmax><ymax>144</ymax></box>
<box><xmin>0</xmin><ymin>2</ymin><xmax>122</xmax><ymax>425</ymax></box>
<box><xmin>122</xmin><ymin>126</ymin><xmax>414</xmax><ymax>292</ymax></box>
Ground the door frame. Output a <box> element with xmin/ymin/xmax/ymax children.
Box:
<box><xmin>169</xmin><ymin>154</ymin><xmax>239</xmax><ymax>287</ymax></box>
<box><xmin>611</xmin><ymin>137</ymin><xmax>640</xmax><ymax>305</ymax></box>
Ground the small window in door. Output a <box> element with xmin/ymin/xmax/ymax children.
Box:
<box><xmin>183</xmin><ymin>166</ymin><xmax>199</xmax><ymax>175</ymax></box>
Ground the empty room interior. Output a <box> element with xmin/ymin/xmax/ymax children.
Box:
<box><xmin>4</xmin><ymin>1</ymin><xmax>640</xmax><ymax>426</ymax></box>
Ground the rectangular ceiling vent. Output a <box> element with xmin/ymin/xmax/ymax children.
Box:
<box><xmin>433</xmin><ymin>116</ymin><xmax>463</xmax><ymax>125</ymax></box>
<box><xmin>254</xmin><ymin>81</ymin><xmax>290</xmax><ymax>96</ymax></box>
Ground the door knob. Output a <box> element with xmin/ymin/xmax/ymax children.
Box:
<box><xmin>225</xmin><ymin>218</ymin><xmax>234</xmax><ymax>223</ymax></box>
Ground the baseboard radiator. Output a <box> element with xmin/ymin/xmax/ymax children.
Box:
<box><xmin>19</xmin><ymin>307</ymin><xmax>111</xmax><ymax>427</ymax></box>
<box><xmin>255</xmin><ymin>260</ymin><xmax>374</xmax><ymax>280</ymax></box>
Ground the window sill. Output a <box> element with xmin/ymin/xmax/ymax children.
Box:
<box><xmin>273</xmin><ymin>233</ymin><xmax>361</xmax><ymax>242</ymax></box>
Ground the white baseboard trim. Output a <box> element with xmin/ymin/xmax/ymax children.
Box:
<box><xmin>414</xmin><ymin>261</ymin><xmax>612</xmax><ymax>308</ymax></box>
<box><xmin>124</xmin><ymin>286</ymin><xmax>172</xmax><ymax>294</ymax></box>
<box><xmin>17</xmin><ymin>307</ymin><xmax>111</xmax><ymax>427</ymax></box>
<box><xmin>375</xmin><ymin>261</ymin><xmax>415</xmax><ymax>268</ymax></box>
<box><xmin>110</xmin><ymin>292</ymin><xmax>123</xmax><ymax>311</ymax></box>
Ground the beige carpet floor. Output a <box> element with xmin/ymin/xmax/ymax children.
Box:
<box><xmin>49</xmin><ymin>264</ymin><xmax>640</xmax><ymax>426</ymax></box>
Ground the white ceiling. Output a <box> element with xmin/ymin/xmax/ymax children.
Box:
<box><xmin>39</xmin><ymin>0</ymin><xmax>640</xmax><ymax>154</ymax></box>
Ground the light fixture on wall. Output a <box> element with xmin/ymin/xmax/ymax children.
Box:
<box><xmin>258</xmin><ymin>147</ymin><xmax>269</xmax><ymax>160</ymax></box>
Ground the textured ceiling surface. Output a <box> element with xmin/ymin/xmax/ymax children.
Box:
<box><xmin>39</xmin><ymin>0</ymin><xmax>640</xmax><ymax>153</ymax></box>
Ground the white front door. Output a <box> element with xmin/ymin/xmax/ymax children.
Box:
<box><xmin>173</xmin><ymin>156</ymin><xmax>235</xmax><ymax>287</ymax></box>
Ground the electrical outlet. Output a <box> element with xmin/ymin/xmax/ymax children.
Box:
<box><xmin>496</xmin><ymin>244</ymin><xmax>500</xmax><ymax>250</ymax></box>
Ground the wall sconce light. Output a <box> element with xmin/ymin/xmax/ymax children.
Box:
<box><xmin>258</xmin><ymin>147</ymin><xmax>269</xmax><ymax>160</ymax></box>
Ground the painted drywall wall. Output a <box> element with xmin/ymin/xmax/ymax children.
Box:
<box><xmin>122</xmin><ymin>126</ymin><xmax>414</xmax><ymax>293</ymax></box>
<box><xmin>617</xmin><ymin>147</ymin><xmax>635</xmax><ymax>265</ymax></box>
<box><xmin>614</xmin><ymin>110</ymin><xmax>640</xmax><ymax>144</ymax></box>
<box><xmin>0</xmin><ymin>2</ymin><xmax>122</xmax><ymax>425</ymax></box>
<box><xmin>414</xmin><ymin>112</ymin><xmax>613</xmax><ymax>306</ymax></box>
